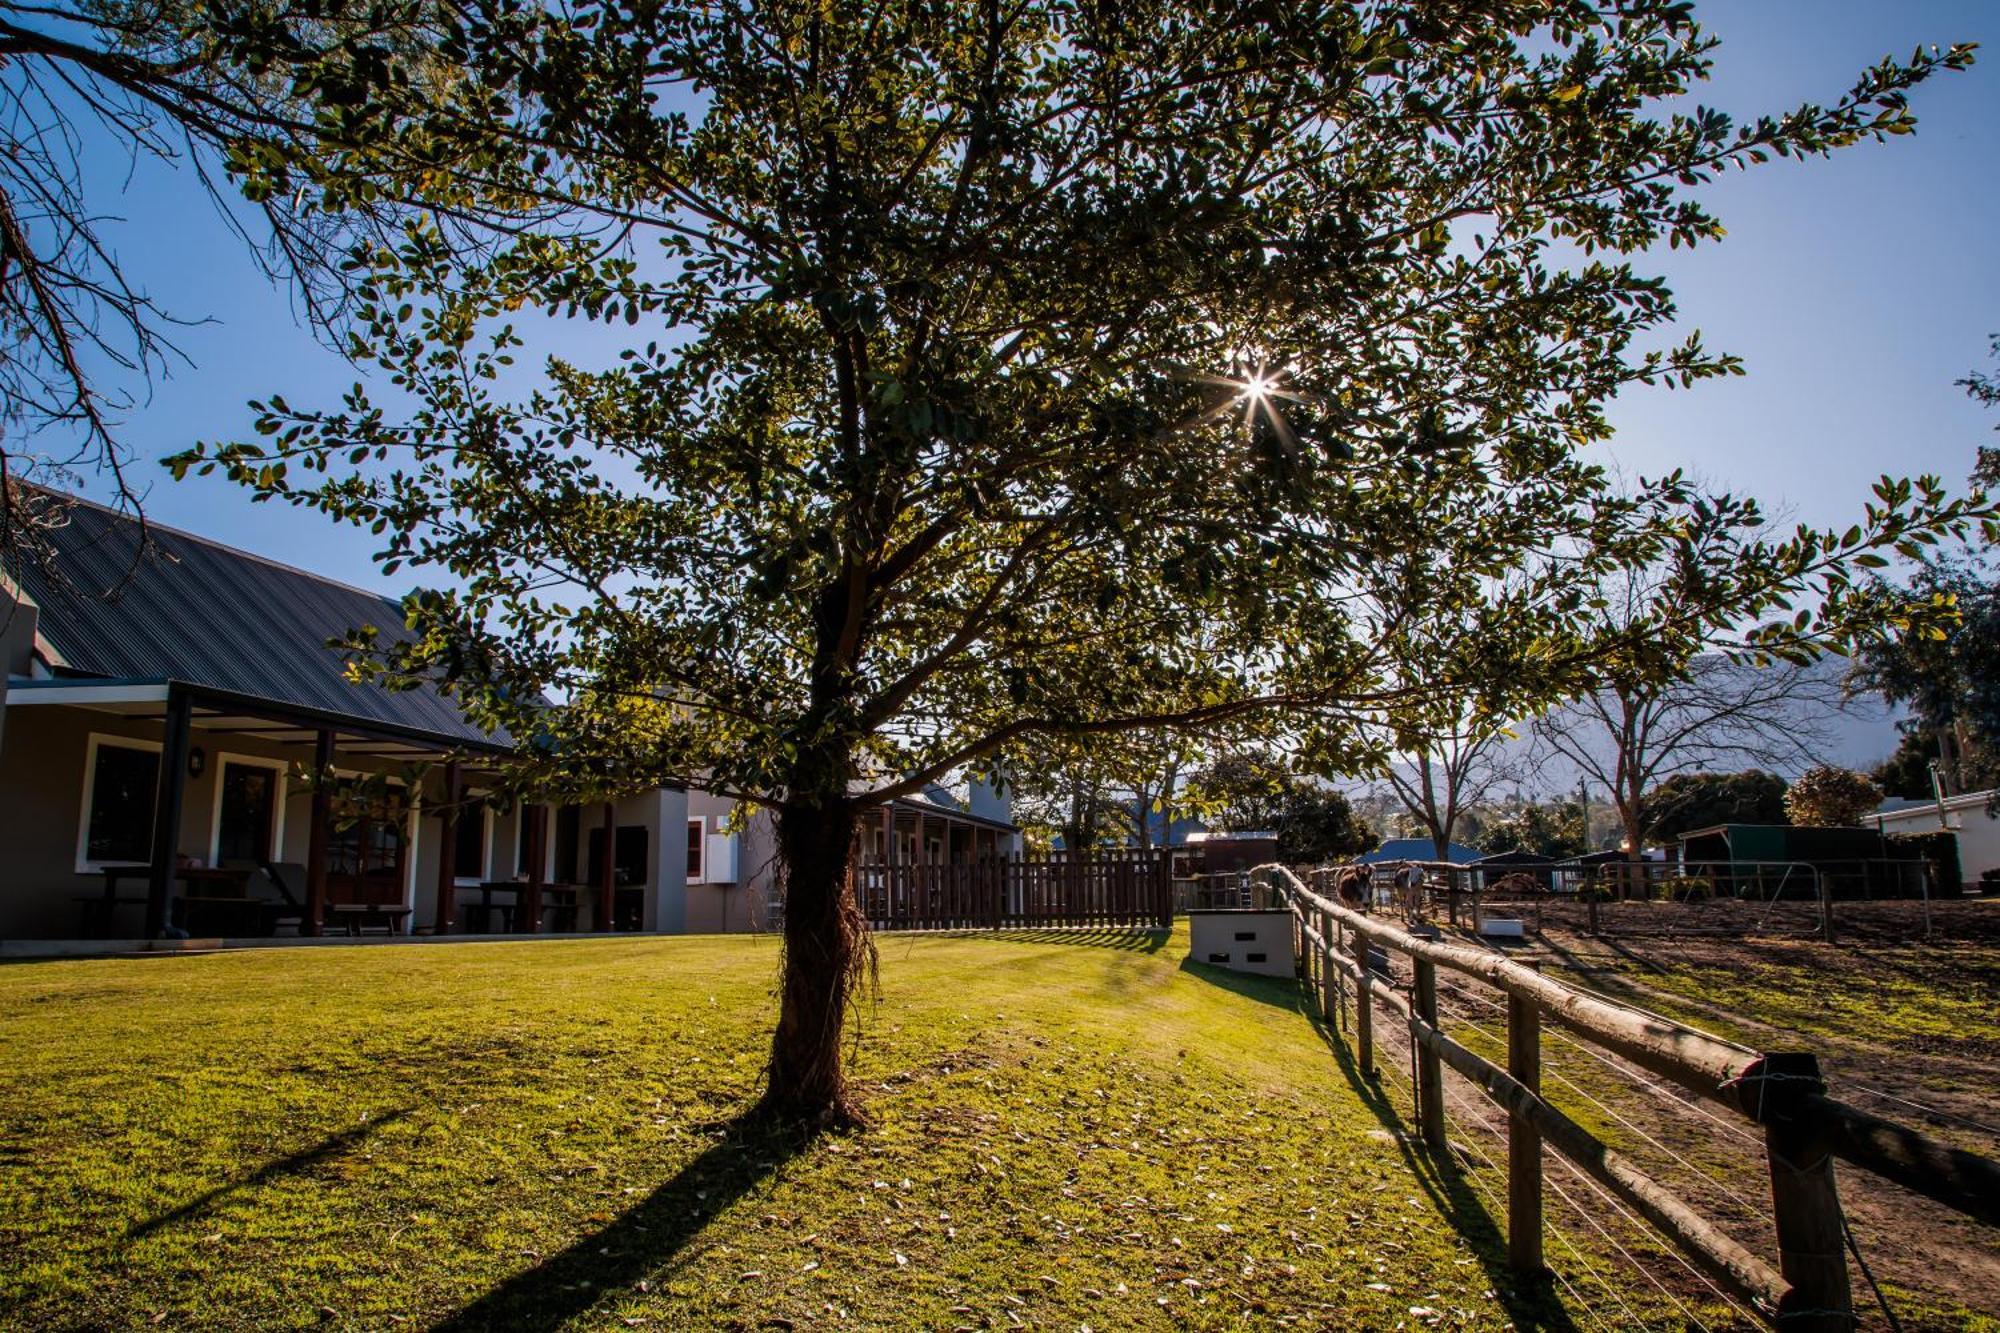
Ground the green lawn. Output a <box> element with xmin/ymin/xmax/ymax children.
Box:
<box><xmin>0</xmin><ymin>927</ymin><xmax>1649</xmax><ymax>1331</ymax></box>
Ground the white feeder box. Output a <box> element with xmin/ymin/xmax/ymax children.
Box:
<box><xmin>1187</xmin><ymin>909</ymin><xmax>1296</xmax><ymax>978</ymax></box>
<box><xmin>1478</xmin><ymin>918</ymin><xmax>1527</xmax><ymax>940</ymax></box>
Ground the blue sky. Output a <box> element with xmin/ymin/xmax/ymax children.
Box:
<box><xmin>50</xmin><ymin>0</ymin><xmax>2000</xmax><ymax>595</ymax></box>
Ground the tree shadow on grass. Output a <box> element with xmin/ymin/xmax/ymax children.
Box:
<box><xmin>1180</xmin><ymin>959</ymin><xmax>1582</xmax><ymax>1333</ymax></box>
<box><xmin>126</xmin><ymin>1107</ymin><xmax>413</xmax><ymax>1242</ymax></box>
<box><xmin>433</xmin><ymin>1113</ymin><xmax>813</xmax><ymax>1333</ymax></box>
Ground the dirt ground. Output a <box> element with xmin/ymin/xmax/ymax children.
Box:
<box><xmin>1418</xmin><ymin>899</ymin><xmax>2000</xmax><ymax>1330</ymax></box>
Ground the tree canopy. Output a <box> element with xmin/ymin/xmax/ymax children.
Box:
<box><xmin>163</xmin><ymin>0</ymin><xmax>1990</xmax><ymax>1121</ymax></box>
<box><xmin>1848</xmin><ymin>557</ymin><xmax>2000</xmax><ymax>795</ymax></box>
<box><xmin>1784</xmin><ymin>765</ymin><xmax>1883</xmax><ymax>828</ymax></box>
<box><xmin>1478</xmin><ymin>798</ymin><xmax>1589</xmax><ymax>859</ymax></box>
<box><xmin>1639</xmin><ymin>769</ymin><xmax>1788</xmax><ymax>843</ymax></box>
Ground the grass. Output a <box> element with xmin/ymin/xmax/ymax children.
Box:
<box><xmin>1525</xmin><ymin>921</ymin><xmax>2000</xmax><ymax>1332</ymax></box>
<box><xmin>0</xmin><ymin>925</ymin><xmax>1630</xmax><ymax>1331</ymax></box>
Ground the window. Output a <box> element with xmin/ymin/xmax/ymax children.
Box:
<box><xmin>212</xmin><ymin>758</ymin><xmax>283</xmax><ymax>866</ymax></box>
<box><xmin>554</xmin><ymin>806</ymin><xmax>580</xmax><ymax>885</ymax></box>
<box><xmin>328</xmin><ymin>786</ymin><xmax>410</xmax><ymax>905</ymax></box>
<box><xmin>586</xmin><ymin>825</ymin><xmax>649</xmax><ymax>887</ymax></box>
<box><xmin>452</xmin><ymin>799</ymin><xmax>489</xmax><ymax>882</ymax></box>
<box><xmin>687</xmin><ymin>817</ymin><xmax>706</xmax><ymax>883</ymax></box>
<box><xmin>78</xmin><ymin>736</ymin><xmax>160</xmax><ymax>870</ymax></box>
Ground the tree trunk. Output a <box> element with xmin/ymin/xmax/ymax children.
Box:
<box><xmin>1620</xmin><ymin>806</ymin><xmax>1647</xmax><ymax>901</ymax></box>
<box><xmin>759</xmin><ymin>794</ymin><xmax>871</xmax><ymax>1127</ymax></box>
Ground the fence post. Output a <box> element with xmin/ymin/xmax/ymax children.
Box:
<box><xmin>1507</xmin><ymin>989</ymin><xmax>1544</xmax><ymax>1276</ymax></box>
<box><xmin>1759</xmin><ymin>1054</ymin><xmax>1852</xmax><ymax>1331</ymax></box>
<box><xmin>1352</xmin><ymin>925</ymin><xmax>1375</xmax><ymax>1077</ymax></box>
<box><xmin>1414</xmin><ymin>957</ymin><xmax>1446</xmax><ymax>1150</ymax></box>
<box><xmin>1319</xmin><ymin>908</ymin><xmax>1338</xmax><ymax>1026</ymax></box>
<box><xmin>1817</xmin><ymin>869</ymin><xmax>1838</xmax><ymax>946</ymax></box>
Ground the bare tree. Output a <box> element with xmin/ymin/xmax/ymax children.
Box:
<box><xmin>1378</xmin><ymin>723</ymin><xmax>1520</xmax><ymax>857</ymax></box>
<box><xmin>1531</xmin><ymin>654</ymin><xmax>1848</xmax><ymax>859</ymax></box>
<box><xmin>0</xmin><ymin>0</ymin><xmax>533</xmax><ymax>570</ymax></box>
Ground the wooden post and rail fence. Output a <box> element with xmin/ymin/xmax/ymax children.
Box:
<box><xmin>1254</xmin><ymin>862</ymin><xmax>2000</xmax><ymax>1331</ymax></box>
<box><xmin>857</xmin><ymin>847</ymin><xmax>1173</xmax><ymax>932</ymax></box>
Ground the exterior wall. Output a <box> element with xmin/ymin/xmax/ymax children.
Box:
<box><xmin>1876</xmin><ymin>794</ymin><xmax>2000</xmax><ymax>891</ymax></box>
<box><xmin>683</xmin><ymin>789</ymin><xmax>778</xmax><ymax>934</ymax></box>
<box><xmin>638</xmin><ymin>787</ymin><xmax>691</xmax><ymax>933</ymax></box>
<box><xmin>0</xmin><ymin>702</ymin><xmax>441</xmax><ymax>939</ymax></box>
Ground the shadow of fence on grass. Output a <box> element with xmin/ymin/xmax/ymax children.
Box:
<box><xmin>432</xmin><ymin>1114</ymin><xmax>810</xmax><ymax>1332</ymax></box>
<box><xmin>974</xmin><ymin>928</ymin><xmax>1167</xmax><ymax>952</ymax></box>
<box><xmin>126</xmin><ymin>1107</ymin><xmax>413</xmax><ymax>1242</ymax></box>
<box><xmin>1180</xmin><ymin>958</ymin><xmax>1582</xmax><ymax>1333</ymax></box>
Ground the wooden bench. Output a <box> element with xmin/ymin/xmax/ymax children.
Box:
<box><xmin>325</xmin><ymin>902</ymin><xmax>414</xmax><ymax>936</ymax></box>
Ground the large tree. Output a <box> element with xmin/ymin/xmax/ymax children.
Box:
<box><xmin>176</xmin><ymin>2</ymin><xmax>1986</xmax><ymax>1124</ymax></box>
<box><xmin>1478</xmin><ymin>796</ymin><xmax>1588</xmax><ymax>860</ymax></box>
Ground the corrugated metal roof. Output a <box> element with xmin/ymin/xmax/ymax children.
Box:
<box><xmin>6</xmin><ymin>491</ymin><xmax>506</xmax><ymax>749</ymax></box>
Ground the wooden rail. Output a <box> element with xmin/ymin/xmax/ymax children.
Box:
<box><xmin>857</xmin><ymin>849</ymin><xmax>1171</xmax><ymax>931</ymax></box>
<box><xmin>1255</xmin><ymin>862</ymin><xmax>2000</xmax><ymax>1331</ymax></box>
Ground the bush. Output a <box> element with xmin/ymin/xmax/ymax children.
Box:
<box><xmin>1887</xmin><ymin>830</ymin><xmax>1963</xmax><ymax>898</ymax></box>
<box><xmin>1783</xmin><ymin>766</ymin><xmax>1883</xmax><ymax>827</ymax></box>
<box><xmin>1657</xmin><ymin>875</ymin><xmax>1715</xmax><ymax>902</ymax></box>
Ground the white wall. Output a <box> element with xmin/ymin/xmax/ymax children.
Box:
<box><xmin>1875</xmin><ymin>791</ymin><xmax>2000</xmax><ymax>891</ymax></box>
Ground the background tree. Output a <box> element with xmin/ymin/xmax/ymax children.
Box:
<box><xmin>1872</xmin><ymin>732</ymin><xmax>1941</xmax><ymax>800</ymax></box>
<box><xmin>1478</xmin><ymin>797</ymin><xmax>1588</xmax><ymax>859</ymax></box>
<box><xmin>1847</xmin><ymin>557</ymin><xmax>2000</xmax><ymax>794</ymax></box>
<box><xmin>1008</xmin><ymin>756</ymin><xmax>1122</xmax><ymax>853</ymax></box>
<box><xmin>1186</xmin><ymin>750</ymin><xmax>1293</xmax><ymax>833</ymax></box>
<box><xmin>177</xmin><ymin>1</ymin><xmax>1986</xmax><ymax>1125</ymax></box>
<box><xmin>1183</xmin><ymin>748</ymin><xmax>1375</xmax><ymax>861</ymax></box>
<box><xmin>1008</xmin><ymin>732</ymin><xmax>1195</xmax><ymax>851</ymax></box>
<box><xmin>1360</xmin><ymin>553</ymin><xmax>1525</xmax><ymax>856</ymax></box>
<box><xmin>1638</xmin><ymin>769</ymin><xmax>1788</xmax><ymax>843</ymax></box>
<box><xmin>1273</xmin><ymin>786</ymin><xmax>1377</xmax><ymax>866</ymax></box>
<box><xmin>1531</xmin><ymin>556</ymin><xmax>1864</xmax><ymax>861</ymax></box>
<box><xmin>1784</xmin><ymin>765</ymin><xmax>1884</xmax><ymax>827</ymax></box>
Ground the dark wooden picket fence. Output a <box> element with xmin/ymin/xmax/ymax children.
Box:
<box><xmin>856</xmin><ymin>848</ymin><xmax>1172</xmax><ymax>931</ymax></box>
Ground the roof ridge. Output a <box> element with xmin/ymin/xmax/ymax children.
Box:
<box><xmin>23</xmin><ymin>483</ymin><xmax>402</xmax><ymax>609</ymax></box>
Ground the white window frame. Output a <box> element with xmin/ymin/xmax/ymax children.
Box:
<box><xmin>686</xmin><ymin>815</ymin><xmax>706</xmax><ymax>884</ymax></box>
<box><xmin>206</xmin><ymin>753</ymin><xmax>289</xmax><ymax>866</ymax></box>
<box><xmin>75</xmin><ymin>733</ymin><xmax>164</xmax><ymax>874</ymax></box>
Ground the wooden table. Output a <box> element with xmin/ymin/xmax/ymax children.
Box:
<box><xmin>82</xmin><ymin>865</ymin><xmax>257</xmax><ymax>937</ymax></box>
<box><xmin>170</xmin><ymin>867</ymin><xmax>259</xmax><ymax>936</ymax></box>
<box><xmin>77</xmin><ymin>864</ymin><xmax>152</xmax><ymax>938</ymax></box>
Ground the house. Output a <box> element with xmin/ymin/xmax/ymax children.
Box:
<box><xmin>1357</xmin><ymin>837</ymin><xmax>1482</xmax><ymax>865</ymax></box>
<box><xmin>1469</xmin><ymin>848</ymin><xmax>1556</xmax><ymax>889</ymax></box>
<box><xmin>1182</xmin><ymin>829</ymin><xmax>1279</xmax><ymax>876</ymax></box>
<box><xmin>1872</xmin><ymin>792</ymin><xmax>1996</xmax><ymax>894</ymax></box>
<box><xmin>1</xmin><ymin>492</ymin><xmax>1019</xmax><ymax>941</ymax></box>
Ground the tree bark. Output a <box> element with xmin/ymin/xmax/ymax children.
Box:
<box><xmin>758</xmin><ymin>791</ymin><xmax>871</xmax><ymax>1127</ymax></box>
